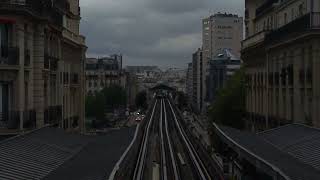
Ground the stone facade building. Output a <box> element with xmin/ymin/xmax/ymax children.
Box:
<box><xmin>0</xmin><ymin>0</ymin><xmax>87</xmax><ymax>133</ymax></box>
<box><xmin>85</xmin><ymin>55</ymin><xmax>125</xmax><ymax>95</ymax></box>
<box><xmin>243</xmin><ymin>0</ymin><xmax>320</xmax><ymax>130</ymax></box>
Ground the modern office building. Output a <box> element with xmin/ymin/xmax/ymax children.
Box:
<box><xmin>192</xmin><ymin>48</ymin><xmax>203</xmax><ymax>113</ymax></box>
<box><xmin>202</xmin><ymin>13</ymin><xmax>243</xmax><ymax>112</ymax></box>
<box><xmin>203</xmin><ymin>13</ymin><xmax>243</xmax><ymax>59</ymax></box>
<box><xmin>206</xmin><ymin>49</ymin><xmax>241</xmax><ymax>104</ymax></box>
<box><xmin>85</xmin><ymin>55</ymin><xmax>125</xmax><ymax>95</ymax></box>
<box><xmin>242</xmin><ymin>0</ymin><xmax>320</xmax><ymax>130</ymax></box>
<box><xmin>186</xmin><ymin>63</ymin><xmax>194</xmax><ymax>106</ymax></box>
<box><xmin>0</xmin><ymin>0</ymin><xmax>87</xmax><ymax>133</ymax></box>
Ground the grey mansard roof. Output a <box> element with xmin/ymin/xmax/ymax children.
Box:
<box><xmin>213</xmin><ymin>123</ymin><xmax>320</xmax><ymax>180</ymax></box>
<box><xmin>259</xmin><ymin>124</ymin><xmax>320</xmax><ymax>171</ymax></box>
<box><xmin>0</xmin><ymin>126</ymin><xmax>136</xmax><ymax>180</ymax></box>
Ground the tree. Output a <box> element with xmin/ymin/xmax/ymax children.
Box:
<box><xmin>208</xmin><ymin>68</ymin><xmax>246</xmax><ymax>130</ymax></box>
<box><xmin>85</xmin><ymin>85</ymin><xmax>127</xmax><ymax>128</ymax></box>
<box><xmin>85</xmin><ymin>95</ymin><xmax>96</xmax><ymax>117</ymax></box>
<box><xmin>135</xmin><ymin>91</ymin><xmax>148</xmax><ymax>110</ymax></box>
<box><xmin>102</xmin><ymin>85</ymin><xmax>127</xmax><ymax>111</ymax></box>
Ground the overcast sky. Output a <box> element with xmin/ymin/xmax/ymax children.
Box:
<box><xmin>80</xmin><ymin>0</ymin><xmax>244</xmax><ymax>69</ymax></box>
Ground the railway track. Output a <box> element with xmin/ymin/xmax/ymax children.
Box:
<box><xmin>132</xmin><ymin>97</ymin><xmax>221</xmax><ymax>180</ymax></box>
<box><xmin>133</xmin><ymin>99</ymin><xmax>158</xmax><ymax>180</ymax></box>
<box><xmin>161</xmin><ymin>99</ymin><xmax>180</xmax><ymax>180</ymax></box>
<box><xmin>166</xmin><ymin>98</ymin><xmax>212</xmax><ymax>180</ymax></box>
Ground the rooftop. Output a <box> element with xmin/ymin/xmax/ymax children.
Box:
<box><xmin>213</xmin><ymin>49</ymin><xmax>241</xmax><ymax>61</ymax></box>
<box><xmin>213</xmin><ymin>123</ymin><xmax>320</xmax><ymax>180</ymax></box>
<box><xmin>212</xmin><ymin>12</ymin><xmax>239</xmax><ymax>18</ymax></box>
<box><xmin>0</xmin><ymin>126</ymin><xmax>136</xmax><ymax>180</ymax></box>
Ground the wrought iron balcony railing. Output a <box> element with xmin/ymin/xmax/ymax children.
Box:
<box><xmin>267</xmin><ymin>12</ymin><xmax>320</xmax><ymax>42</ymax></box>
<box><xmin>243</xmin><ymin>12</ymin><xmax>320</xmax><ymax>50</ymax></box>
<box><xmin>255</xmin><ymin>0</ymin><xmax>278</xmax><ymax>17</ymax></box>
<box><xmin>0</xmin><ymin>0</ymin><xmax>64</xmax><ymax>27</ymax></box>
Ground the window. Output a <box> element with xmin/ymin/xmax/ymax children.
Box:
<box><xmin>0</xmin><ymin>24</ymin><xmax>9</xmax><ymax>58</ymax></box>
<box><xmin>284</xmin><ymin>13</ymin><xmax>288</xmax><ymax>24</ymax></box>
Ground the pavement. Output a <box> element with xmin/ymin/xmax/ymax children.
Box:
<box><xmin>44</xmin><ymin>126</ymin><xmax>137</xmax><ymax>180</ymax></box>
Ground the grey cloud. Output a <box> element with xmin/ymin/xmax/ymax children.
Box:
<box><xmin>146</xmin><ymin>0</ymin><xmax>208</xmax><ymax>14</ymax></box>
<box><xmin>80</xmin><ymin>0</ymin><xmax>244</xmax><ymax>68</ymax></box>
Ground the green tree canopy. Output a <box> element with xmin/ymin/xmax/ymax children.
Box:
<box><xmin>208</xmin><ymin>68</ymin><xmax>246</xmax><ymax>130</ymax></box>
<box><xmin>102</xmin><ymin>85</ymin><xmax>127</xmax><ymax>110</ymax></box>
<box><xmin>85</xmin><ymin>85</ymin><xmax>127</xmax><ymax>120</ymax></box>
<box><xmin>85</xmin><ymin>94</ymin><xmax>96</xmax><ymax>117</ymax></box>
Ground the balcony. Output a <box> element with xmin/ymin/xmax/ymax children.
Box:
<box><xmin>255</xmin><ymin>0</ymin><xmax>278</xmax><ymax>17</ymax></box>
<box><xmin>0</xmin><ymin>0</ymin><xmax>63</xmax><ymax>27</ymax></box>
<box><xmin>243</xmin><ymin>13</ymin><xmax>320</xmax><ymax>50</ymax></box>
<box><xmin>242</xmin><ymin>31</ymin><xmax>268</xmax><ymax>50</ymax></box>
<box><xmin>44</xmin><ymin>54</ymin><xmax>59</xmax><ymax>70</ymax></box>
<box><xmin>266</xmin><ymin>12</ymin><xmax>320</xmax><ymax>42</ymax></box>
<box><xmin>63</xmin><ymin>29</ymin><xmax>86</xmax><ymax>45</ymax></box>
<box><xmin>0</xmin><ymin>46</ymin><xmax>19</xmax><ymax>66</ymax></box>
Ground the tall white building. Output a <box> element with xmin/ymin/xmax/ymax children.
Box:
<box><xmin>200</xmin><ymin>13</ymin><xmax>243</xmax><ymax>113</ymax></box>
<box><xmin>202</xmin><ymin>13</ymin><xmax>243</xmax><ymax>60</ymax></box>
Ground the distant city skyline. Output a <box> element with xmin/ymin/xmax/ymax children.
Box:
<box><xmin>80</xmin><ymin>0</ymin><xmax>244</xmax><ymax>68</ymax></box>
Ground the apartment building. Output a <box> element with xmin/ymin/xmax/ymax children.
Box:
<box><xmin>85</xmin><ymin>55</ymin><xmax>125</xmax><ymax>95</ymax></box>
<box><xmin>0</xmin><ymin>0</ymin><xmax>87</xmax><ymax>133</ymax></box>
<box><xmin>243</xmin><ymin>0</ymin><xmax>320</xmax><ymax>130</ymax></box>
<box><xmin>192</xmin><ymin>48</ymin><xmax>203</xmax><ymax>113</ymax></box>
<box><xmin>206</xmin><ymin>49</ymin><xmax>241</xmax><ymax>104</ymax></box>
<box><xmin>202</xmin><ymin>13</ymin><xmax>243</xmax><ymax>112</ymax></box>
<box><xmin>186</xmin><ymin>63</ymin><xmax>193</xmax><ymax>106</ymax></box>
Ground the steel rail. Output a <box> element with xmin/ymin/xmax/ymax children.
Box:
<box><xmin>159</xmin><ymin>99</ymin><xmax>168</xmax><ymax>180</ymax></box>
<box><xmin>163</xmin><ymin>99</ymin><xmax>180</xmax><ymax>180</ymax></box>
<box><xmin>133</xmin><ymin>100</ymin><xmax>158</xmax><ymax>180</ymax></box>
<box><xmin>167</xmin><ymin>99</ymin><xmax>211</xmax><ymax>180</ymax></box>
